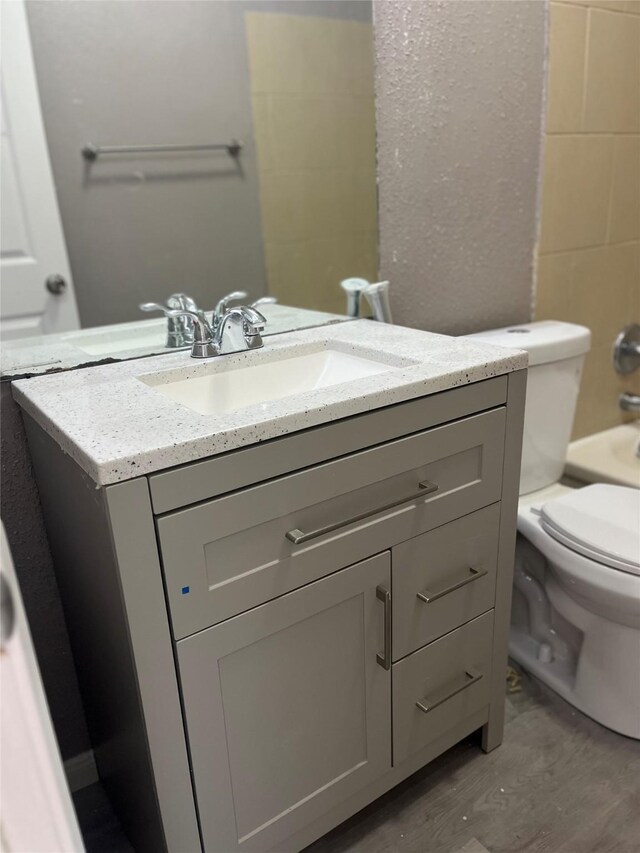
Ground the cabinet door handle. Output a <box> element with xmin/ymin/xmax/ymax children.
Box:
<box><xmin>376</xmin><ymin>585</ymin><xmax>392</xmax><ymax>671</ymax></box>
<box><xmin>416</xmin><ymin>566</ymin><xmax>487</xmax><ymax>604</ymax></box>
<box><xmin>416</xmin><ymin>668</ymin><xmax>483</xmax><ymax>714</ymax></box>
<box><xmin>285</xmin><ymin>480</ymin><xmax>439</xmax><ymax>545</ymax></box>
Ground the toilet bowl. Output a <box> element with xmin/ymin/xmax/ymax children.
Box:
<box><xmin>467</xmin><ymin>321</ymin><xmax>640</xmax><ymax>738</ymax></box>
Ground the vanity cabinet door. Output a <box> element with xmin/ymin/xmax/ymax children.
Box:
<box><xmin>176</xmin><ymin>552</ymin><xmax>392</xmax><ymax>853</ymax></box>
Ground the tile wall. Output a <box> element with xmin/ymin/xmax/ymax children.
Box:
<box><xmin>536</xmin><ymin>0</ymin><xmax>640</xmax><ymax>438</ymax></box>
<box><xmin>245</xmin><ymin>12</ymin><xmax>378</xmax><ymax>314</ymax></box>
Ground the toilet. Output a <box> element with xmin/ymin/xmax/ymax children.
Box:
<box><xmin>467</xmin><ymin>320</ymin><xmax>640</xmax><ymax>739</ymax></box>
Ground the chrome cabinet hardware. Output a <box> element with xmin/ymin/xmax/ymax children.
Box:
<box><xmin>82</xmin><ymin>140</ymin><xmax>243</xmax><ymax>161</ymax></box>
<box><xmin>376</xmin><ymin>585</ymin><xmax>392</xmax><ymax>670</ymax></box>
<box><xmin>415</xmin><ymin>667</ymin><xmax>483</xmax><ymax>714</ymax></box>
<box><xmin>45</xmin><ymin>274</ymin><xmax>67</xmax><ymax>295</ymax></box>
<box><xmin>285</xmin><ymin>480</ymin><xmax>439</xmax><ymax>545</ymax></box>
<box><xmin>416</xmin><ymin>566</ymin><xmax>488</xmax><ymax>604</ymax></box>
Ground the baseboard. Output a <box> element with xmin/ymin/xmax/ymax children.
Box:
<box><xmin>64</xmin><ymin>749</ymin><xmax>98</xmax><ymax>793</ymax></box>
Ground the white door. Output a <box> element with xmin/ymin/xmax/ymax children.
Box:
<box><xmin>0</xmin><ymin>0</ymin><xmax>80</xmax><ymax>340</ymax></box>
<box><xmin>0</xmin><ymin>522</ymin><xmax>85</xmax><ymax>852</ymax></box>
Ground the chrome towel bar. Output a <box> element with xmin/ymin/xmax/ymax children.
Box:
<box><xmin>82</xmin><ymin>139</ymin><xmax>243</xmax><ymax>161</ymax></box>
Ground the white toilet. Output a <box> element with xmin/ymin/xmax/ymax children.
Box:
<box><xmin>467</xmin><ymin>321</ymin><xmax>640</xmax><ymax>739</ymax></box>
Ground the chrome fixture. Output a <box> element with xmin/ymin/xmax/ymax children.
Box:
<box><xmin>339</xmin><ymin>278</ymin><xmax>393</xmax><ymax>323</ymax></box>
<box><xmin>619</xmin><ymin>393</ymin><xmax>640</xmax><ymax>414</ymax></box>
<box><xmin>613</xmin><ymin>324</ymin><xmax>640</xmax><ymax>375</ymax></box>
<box><xmin>211</xmin><ymin>293</ymin><xmax>276</xmax><ymax>334</ymax></box>
<box><xmin>163</xmin><ymin>305</ymin><xmax>266</xmax><ymax>359</ymax></box>
<box><xmin>362</xmin><ymin>281</ymin><xmax>393</xmax><ymax>324</ymax></box>
<box><xmin>141</xmin><ymin>291</ymin><xmax>275</xmax><ymax>354</ymax></box>
<box><xmin>82</xmin><ymin>140</ymin><xmax>243</xmax><ymax>161</ymax></box>
<box><xmin>212</xmin><ymin>291</ymin><xmax>249</xmax><ymax>327</ymax></box>
<box><xmin>250</xmin><ymin>296</ymin><xmax>278</xmax><ymax>310</ymax></box>
<box><xmin>140</xmin><ymin>294</ymin><xmax>205</xmax><ymax>348</ymax></box>
<box><xmin>340</xmin><ymin>278</ymin><xmax>370</xmax><ymax>318</ymax></box>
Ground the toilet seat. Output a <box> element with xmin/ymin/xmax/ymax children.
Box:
<box><xmin>540</xmin><ymin>484</ymin><xmax>640</xmax><ymax>576</ymax></box>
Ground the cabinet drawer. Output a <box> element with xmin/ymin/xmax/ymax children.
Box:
<box><xmin>392</xmin><ymin>504</ymin><xmax>500</xmax><ymax>660</ymax></box>
<box><xmin>158</xmin><ymin>408</ymin><xmax>505</xmax><ymax>640</ymax></box>
<box><xmin>393</xmin><ymin>611</ymin><xmax>493</xmax><ymax>766</ymax></box>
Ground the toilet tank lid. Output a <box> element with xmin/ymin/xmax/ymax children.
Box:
<box><xmin>466</xmin><ymin>321</ymin><xmax>591</xmax><ymax>366</ymax></box>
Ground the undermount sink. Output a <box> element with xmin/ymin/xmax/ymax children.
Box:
<box><xmin>140</xmin><ymin>346</ymin><xmax>396</xmax><ymax>416</ymax></box>
<box><xmin>64</xmin><ymin>321</ymin><xmax>169</xmax><ymax>356</ymax></box>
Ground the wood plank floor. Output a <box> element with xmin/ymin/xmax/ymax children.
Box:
<box><xmin>75</xmin><ymin>665</ymin><xmax>640</xmax><ymax>853</ymax></box>
<box><xmin>308</xmin><ymin>668</ymin><xmax>640</xmax><ymax>853</ymax></box>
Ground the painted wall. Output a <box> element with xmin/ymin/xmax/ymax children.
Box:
<box><xmin>26</xmin><ymin>0</ymin><xmax>268</xmax><ymax>328</ymax></box>
<box><xmin>374</xmin><ymin>0</ymin><xmax>547</xmax><ymax>335</ymax></box>
<box><xmin>534</xmin><ymin>0</ymin><xmax>640</xmax><ymax>439</ymax></box>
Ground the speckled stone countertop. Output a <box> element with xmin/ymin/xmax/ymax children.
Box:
<box><xmin>13</xmin><ymin>320</ymin><xmax>527</xmax><ymax>486</ymax></box>
<box><xmin>1</xmin><ymin>304</ymin><xmax>348</xmax><ymax>379</ymax></box>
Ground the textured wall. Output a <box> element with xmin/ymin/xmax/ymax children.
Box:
<box><xmin>375</xmin><ymin>0</ymin><xmax>547</xmax><ymax>335</ymax></box>
<box><xmin>0</xmin><ymin>382</ymin><xmax>90</xmax><ymax>759</ymax></box>
<box><xmin>535</xmin><ymin>0</ymin><xmax>640</xmax><ymax>439</ymax></box>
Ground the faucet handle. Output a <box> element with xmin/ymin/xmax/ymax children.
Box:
<box><xmin>168</xmin><ymin>293</ymin><xmax>200</xmax><ymax>313</ymax></box>
<box><xmin>250</xmin><ymin>296</ymin><xmax>277</xmax><ymax>310</ymax></box>
<box><xmin>214</xmin><ymin>291</ymin><xmax>249</xmax><ymax>319</ymax></box>
<box><xmin>140</xmin><ymin>301</ymin><xmax>173</xmax><ymax>316</ymax></box>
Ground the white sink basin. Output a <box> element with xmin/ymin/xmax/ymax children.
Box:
<box><xmin>141</xmin><ymin>346</ymin><xmax>395</xmax><ymax>416</ymax></box>
<box><xmin>64</xmin><ymin>322</ymin><xmax>169</xmax><ymax>356</ymax></box>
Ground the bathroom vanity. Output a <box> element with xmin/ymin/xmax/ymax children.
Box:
<box><xmin>13</xmin><ymin>321</ymin><xmax>527</xmax><ymax>853</ymax></box>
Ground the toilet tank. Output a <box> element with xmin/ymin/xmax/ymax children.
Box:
<box><xmin>466</xmin><ymin>321</ymin><xmax>591</xmax><ymax>495</ymax></box>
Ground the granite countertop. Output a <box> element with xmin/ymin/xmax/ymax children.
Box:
<box><xmin>13</xmin><ymin>320</ymin><xmax>527</xmax><ymax>486</ymax></box>
<box><xmin>0</xmin><ymin>304</ymin><xmax>348</xmax><ymax>379</ymax></box>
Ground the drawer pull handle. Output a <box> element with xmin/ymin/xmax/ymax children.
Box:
<box><xmin>416</xmin><ymin>668</ymin><xmax>483</xmax><ymax>714</ymax></box>
<box><xmin>285</xmin><ymin>480</ymin><xmax>438</xmax><ymax>545</ymax></box>
<box><xmin>416</xmin><ymin>567</ymin><xmax>487</xmax><ymax>604</ymax></box>
<box><xmin>376</xmin><ymin>585</ymin><xmax>392</xmax><ymax>671</ymax></box>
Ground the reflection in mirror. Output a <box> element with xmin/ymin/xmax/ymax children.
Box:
<box><xmin>0</xmin><ymin>0</ymin><xmax>378</xmax><ymax>372</ymax></box>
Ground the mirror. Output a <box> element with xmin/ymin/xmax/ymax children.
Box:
<box><xmin>0</xmin><ymin>0</ymin><xmax>378</xmax><ymax>374</ymax></box>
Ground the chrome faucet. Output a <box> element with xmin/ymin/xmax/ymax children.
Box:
<box><xmin>212</xmin><ymin>291</ymin><xmax>248</xmax><ymax>329</ymax></box>
<box><xmin>163</xmin><ymin>305</ymin><xmax>267</xmax><ymax>359</ymax></box>
<box><xmin>140</xmin><ymin>291</ymin><xmax>275</xmax><ymax>354</ymax></box>
<box><xmin>140</xmin><ymin>293</ymin><xmax>206</xmax><ymax>348</ymax></box>
<box><xmin>211</xmin><ymin>292</ymin><xmax>277</xmax><ymax>330</ymax></box>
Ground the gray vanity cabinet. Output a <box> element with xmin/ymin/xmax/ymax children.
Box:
<box><xmin>177</xmin><ymin>552</ymin><xmax>392</xmax><ymax>853</ymax></box>
<box><xmin>23</xmin><ymin>371</ymin><xmax>526</xmax><ymax>853</ymax></box>
<box><xmin>157</xmin><ymin>407</ymin><xmax>505</xmax><ymax>639</ymax></box>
